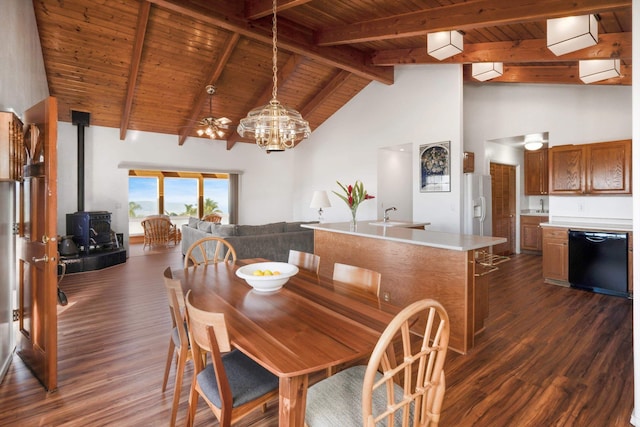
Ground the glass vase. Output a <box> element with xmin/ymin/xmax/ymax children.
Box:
<box><xmin>350</xmin><ymin>208</ymin><xmax>358</xmax><ymax>231</ymax></box>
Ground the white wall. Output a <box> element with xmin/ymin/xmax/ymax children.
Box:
<box><xmin>0</xmin><ymin>0</ymin><xmax>49</xmax><ymax>116</ymax></box>
<box><xmin>292</xmin><ymin>65</ymin><xmax>464</xmax><ymax>233</ymax></box>
<box><xmin>464</xmin><ymin>83</ymin><xmax>632</xmax><ymax>223</ymax></box>
<box><xmin>377</xmin><ymin>144</ymin><xmax>412</xmax><ymax>222</ymax></box>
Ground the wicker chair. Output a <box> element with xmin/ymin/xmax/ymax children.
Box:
<box><xmin>141</xmin><ymin>215</ymin><xmax>181</xmax><ymax>248</ymax></box>
<box><xmin>202</xmin><ymin>214</ymin><xmax>222</xmax><ymax>223</ymax></box>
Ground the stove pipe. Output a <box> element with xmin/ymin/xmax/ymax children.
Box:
<box><xmin>71</xmin><ymin>111</ymin><xmax>90</xmax><ymax>212</ymax></box>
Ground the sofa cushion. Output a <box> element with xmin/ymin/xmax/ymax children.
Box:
<box><xmin>285</xmin><ymin>221</ymin><xmax>318</xmax><ymax>232</ymax></box>
<box><xmin>188</xmin><ymin>217</ymin><xmax>199</xmax><ymax>228</ymax></box>
<box><xmin>212</xmin><ymin>224</ymin><xmax>238</xmax><ymax>237</ymax></box>
<box><xmin>236</xmin><ymin>222</ymin><xmax>285</xmax><ymax>236</ymax></box>
<box><xmin>197</xmin><ymin>221</ymin><xmax>213</xmax><ymax>232</ymax></box>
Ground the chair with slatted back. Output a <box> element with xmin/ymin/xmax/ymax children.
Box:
<box><xmin>305</xmin><ymin>299</ymin><xmax>450</xmax><ymax>427</ymax></box>
<box><xmin>184</xmin><ymin>290</ymin><xmax>280</xmax><ymax>427</ymax></box>
<box><xmin>288</xmin><ymin>249</ymin><xmax>320</xmax><ymax>275</ymax></box>
<box><xmin>141</xmin><ymin>215</ymin><xmax>180</xmax><ymax>247</ymax></box>
<box><xmin>162</xmin><ymin>267</ymin><xmax>192</xmax><ymax>427</ymax></box>
<box><xmin>332</xmin><ymin>262</ymin><xmax>382</xmax><ymax>298</ymax></box>
<box><xmin>184</xmin><ymin>236</ymin><xmax>237</xmax><ymax>268</ymax></box>
<box><xmin>202</xmin><ymin>214</ymin><xmax>223</xmax><ymax>223</ymax></box>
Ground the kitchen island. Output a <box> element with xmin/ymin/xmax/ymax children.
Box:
<box><xmin>302</xmin><ymin>222</ymin><xmax>506</xmax><ymax>353</ymax></box>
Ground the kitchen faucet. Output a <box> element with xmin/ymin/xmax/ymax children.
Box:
<box><xmin>540</xmin><ymin>198</ymin><xmax>544</xmax><ymax>212</ymax></box>
<box><xmin>384</xmin><ymin>206</ymin><xmax>397</xmax><ymax>222</ymax></box>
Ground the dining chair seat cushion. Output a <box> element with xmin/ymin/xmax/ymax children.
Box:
<box><xmin>305</xmin><ymin>365</ymin><xmax>413</xmax><ymax>426</ymax></box>
<box><xmin>197</xmin><ymin>349</ymin><xmax>279</xmax><ymax>408</ymax></box>
<box><xmin>171</xmin><ymin>321</ymin><xmax>189</xmax><ymax>347</ymax></box>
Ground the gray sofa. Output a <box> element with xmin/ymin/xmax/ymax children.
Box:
<box><xmin>181</xmin><ymin>219</ymin><xmax>316</xmax><ymax>262</ymax></box>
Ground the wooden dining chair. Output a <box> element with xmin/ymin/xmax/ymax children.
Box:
<box><xmin>184</xmin><ymin>290</ymin><xmax>279</xmax><ymax>427</ymax></box>
<box><xmin>332</xmin><ymin>262</ymin><xmax>382</xmax><ymax>298</ymax></box>
<box><xmin>305</xmin><ymin>299</ymin><xmax>450</xmax><ymax>427</ymax></box>
<box><xmin>288</xmin><ymin>249</ymin><xmax>320</xmax><ymax>275</ymax></box>
<box><xmin>184</xmin><ymin>236</ymin><xmax>237</xmax><ymax>268</ymax></box>
<box><xmin>162</xmin><ymin>267</ymin><xmax>192</xmax><ymax>427</ymax></box>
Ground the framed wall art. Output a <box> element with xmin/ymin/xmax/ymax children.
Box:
<box><xmin>420</xmin><ymin>141</ymin><xmax>451</xmax><ymax>192</ymax></box>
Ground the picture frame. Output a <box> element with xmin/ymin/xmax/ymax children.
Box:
<box><xmin>420</xmin><ymin>141</ymin><xmax>451</xmax><ymax>192</ymax></box>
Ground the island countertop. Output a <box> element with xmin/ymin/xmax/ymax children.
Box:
<box><xmin>302</xmin><ymin>222</ymin><xmax>506</xmax><ymax>251</ymax></box>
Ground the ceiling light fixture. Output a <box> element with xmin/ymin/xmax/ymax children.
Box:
<box><xmin>579</xmin><ymin>59</ymin><xmax>621</xmax><ymax>84</ymax></box>
<box><xmin>524</xmin><ymin>133</ymin><xmax>544</xmax><ymax>151</ymax></box>
<box><xmin>197</xmin><ymin>85</ymin><xmax>231</xmax><ymax>139</ymax></box>
<box><xmin>471</xmin><ymin>63</ymin><xmax>503</xmax><ymax>82</ymax></box>
<box><xmin>547</xmin><ymin>14</ymin><xmax>598</xmax><ymax>56</ymax></box>
<box><xmin>427</xmin><ymin>30</ymin><xmax>463</xmax><ymax>60</ymax></box>
<box><xmin>238</xmin><ymin>0</ymin><xmax>310</xmax><ymax>153</ymax></box>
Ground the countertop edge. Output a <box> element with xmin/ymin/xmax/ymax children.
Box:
<box><xmin>303</xmin><ymin>222</ymin><xmax>507</xmax><ymax>251</ymax></box>
<box><xmin>540</xmin><ymin>221</ymin><xmax>633</xmax><ymax>232</ymax></box>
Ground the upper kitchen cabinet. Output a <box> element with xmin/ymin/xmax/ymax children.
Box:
<box><xmin>549</xmin><ymin>140</ymin><xmax>632</xmax><ymax>195</ymax></box>
<box><xmin>587</xmin><ymin>140</ymin><xmax>631</xmax><ymax>194</ymax></box>
<box><xmin>524</xmin><ymin>147</ymin><xmax>548</xmax><ymax>195</ymax></box>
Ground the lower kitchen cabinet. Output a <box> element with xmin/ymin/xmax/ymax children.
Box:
<box><xmin>542</xmin><ymin>227</ymin><xmax>568</xmax><ymax>284</ymax></box>
<box><xmin>521</xmin><ymin>215</ymin><xmax>548</xmax><ymax>253</ymax></box>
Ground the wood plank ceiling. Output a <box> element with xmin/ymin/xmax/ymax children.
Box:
<box><xmin>32</xmin><ymin>0</ymin><xmax>632</xmax><ymax>149</ymax></box>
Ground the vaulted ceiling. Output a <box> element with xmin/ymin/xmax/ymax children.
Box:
<box><xmin>32</xmin><ymin>0</ymin><xmax>632</xmax><ymax>149</ymax></box>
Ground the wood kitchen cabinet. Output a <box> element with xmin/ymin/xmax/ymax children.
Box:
<box><xmin>524</xmin><ymin>147</ymin><xmax>548</xmax><ymax>195</ymax></box>
<box><xmin>542</xmin><ymin>227</ymin><xmax>568</xmax><ymax>284</ymax></box>
<box><xmin>549</xmin><ymin>140</ymin><xmax>631</xmax><ymax>195</ymax></box>
<box><xmin>520</xmin><ymin>215</ymin><xmax>548</xmax><ymax>253</ymax></box>
<box><xmin>0</xmin><ymin>111</ymin><xmax>24</xmax><ymax>181</ymax></box>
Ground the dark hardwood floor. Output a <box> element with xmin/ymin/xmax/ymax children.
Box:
<box><xmin>0</xmin><ymin>244</ymin><xmax>633</xmax><ymax>426</ymax></box>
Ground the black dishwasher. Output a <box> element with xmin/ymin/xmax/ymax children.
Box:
<box><xmin>568</xmin><ymin>230</ymin><xmax>629</xmax><ymax>298</ymax></box>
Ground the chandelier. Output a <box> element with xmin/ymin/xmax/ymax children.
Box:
<box><xmin>197</xmin><ymin>85</ymin><xmax>231</xmax><ymax>139</ymax></box>
<box><xmin>238</xmin><ymin>0</ymin><xmax>310</xmax><ymax>153</ymax></box>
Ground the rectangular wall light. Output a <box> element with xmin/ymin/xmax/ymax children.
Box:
<box><xmin>579</xmin><ymin>59</ymin><xmax>621</xmax><ymax>84</ymax></box>
<box><xmin>471</xmin><ymin>63</ymin><xmax>503</xmax><ymax>82</ymax></box>
<box><xmin>427</xmin><ymin>30</ymin><xmax>463</xmax><ymax>60</ymax></box>
<box><xmin>547</xmin><ymin>14</ymin><xmax>598</xmax><ymax>56</ymax></box>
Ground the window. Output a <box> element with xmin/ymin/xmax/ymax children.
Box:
<box><xmin>164</xmin><ymin>177</ymin><xmax>198</xmax><ymax>217</ymax></box>
<box><xmin>128</xmin><ymin>170</ymin><xmax>235</xmax><ymax>235</ymax></box>
<box><xmin>128</xmin><ymin>177</ymin><xmax>158</xmax><ymax>235</ymax></box>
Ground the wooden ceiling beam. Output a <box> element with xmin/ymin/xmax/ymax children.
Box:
<box><xmin>119</xmin><ymin>1</ymin><xmax>151</xmax><ymax>141</ymax></box>
<box><xmin>463</xmin><ymin>64</ymin><xmax>632</xmax><ymax>85</ymax></box>
<box><xmin>148</xmin><ymin>0</ymin><xmax>393</xmax><ymax>84</ymax></box>
<box><xmin>371</xmin><ymin>32</ymin><xmax>632</xmax><ymax>65</ymax></box>
<box><xmin>178</xmin><ymin>32</ymin><xmax>241</xmax><ymax>146</ymax></box>
<box><xmin>316</xmin><ymin>0</ymin><xmax>631</xmax><ymax>46</ymax></box>
<box><xmin>244</xmin><ymin>0</ymin><xmax>312</xmax><ymax>20</ymax></box>
<box><xmin>299</xmin><ymin>70</ymin><xmax>351</xmax><ymax>118</ymax></box>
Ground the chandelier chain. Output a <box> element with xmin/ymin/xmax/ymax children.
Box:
<box><xmin>271</xmin><ymin>0</ymin><xmax>278</xmax><ymax>101</ymax></box>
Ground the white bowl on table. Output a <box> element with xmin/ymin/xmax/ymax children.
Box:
<box><xmin>235</xmin><ymin>262</ymin><xmax>299</xmax><ymax>293</ymax></box>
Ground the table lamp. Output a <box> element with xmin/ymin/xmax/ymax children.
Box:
<box><xmin>310</xmin><ymin>190</ymin><xmax>331</xmax><ymax>222</ymax></box>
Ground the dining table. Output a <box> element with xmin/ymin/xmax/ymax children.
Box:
<box><xmin>172</xmin><ymin>258</ymin><xmax>400</xmax><ymax>427</ymax></box>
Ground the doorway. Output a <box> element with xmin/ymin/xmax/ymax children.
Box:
<box><xmin>490</xmin><ymin>162</ymin><xmax>516</xmax><ymax>255</ymax></box>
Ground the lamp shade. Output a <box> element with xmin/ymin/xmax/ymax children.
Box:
<box><xmin>471</xmin><ymin>63</ymin><xmax>503</xmax><ymax>82</ymax></box>
<box><xmin>427</xmin><ymin>30</ymin><xmax>463</xmax><ymax>60</ymax></box>
<box><xmin>547</xmin><ymin>14</ymin><xmax>598</xmax><ymax>56</ymax></box>
<box><xmin>310</xmin><ymin>191</ymin><xmax>331</xmax><ymax>209</ymax></box>
<box><xmin>579</xmin><ymin>59</ymin><xmax>621</xmax><ymax>84</ymax></box>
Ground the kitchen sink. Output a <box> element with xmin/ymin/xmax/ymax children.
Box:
<box><xmin>368</xmin><ymin>221</ymin><xmax>411</xmax><ymax>227</ymax></box>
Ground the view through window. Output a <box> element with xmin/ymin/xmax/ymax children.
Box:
<box><xmin>128</xmin><ymin>170</ymin><xmax>232</xmax><ymax>235</ymax></box>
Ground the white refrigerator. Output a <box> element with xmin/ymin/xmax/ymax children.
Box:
<box><xmin>463</xmin><ymin>173</ymin><xmax>492</xmax><ymax>236</ymax></box>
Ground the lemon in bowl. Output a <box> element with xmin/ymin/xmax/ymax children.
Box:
<box><xmin>235</xmin><ymin>262</ymin><xmax>299</xmax><ymax>292</ymax></box>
